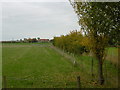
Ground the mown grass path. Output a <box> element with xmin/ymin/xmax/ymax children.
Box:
<box><xmin>2</xmin><ymin>43</ymin><xmax>80</xmax><ymax>88</ymax></box>
<box><xmin>2</xmin><ymin>43</ymin><xmax>118</xmax><ymax>88</ymax></box>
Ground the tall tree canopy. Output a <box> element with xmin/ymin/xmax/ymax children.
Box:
<box><xmin>69</xmin><ymin>1</ymin><xmax>120</xmax><ymax>85</ymax></box>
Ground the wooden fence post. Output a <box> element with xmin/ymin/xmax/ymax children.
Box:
<box><xmin>77</xmin><ymin>76</ymin><xmax>81</xmax><ymax>88</ymax></box>
<box><xmin>104</xmin><ymin>61</ymin><xmax>107</xmax><ymax>85</ymax></box>
<box><xmin>91</xmin><ymin>58</ymin><xmax>94</xmax><ymax>81</ymax></box>
<box><xmin>3</xmin><ymin>76</ymin><xmax>7</xmax><ymax>89</ymax></box>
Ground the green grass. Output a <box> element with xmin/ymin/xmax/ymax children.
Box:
<box><xmin>2</xmin><ymin>43</ymin><xmax>79</xmax><ymax>88</ymax></box>
<box><xmin>2</xmin><ymin>43</ymin><xmax>118</xmax><ymax>88</ymax></box>
<box><xmin>107</xmin><ymin>47</ymin><xmax>118</xmax><ymax>56</ymax></box>
<box><xmin>106</xmin><ymin>47</ymin><xmax>118</xmax><ymax>64</ymax></box>
<box><xmin>74</xmin><ymin>55</ymin><xmax>118</xmax><ymax>88</ymax></box>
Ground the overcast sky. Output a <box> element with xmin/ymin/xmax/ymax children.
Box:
<box><xmin>1</xmin><ymin>0</ymin><xmax>80</xmax><ymax>41</ymax></box>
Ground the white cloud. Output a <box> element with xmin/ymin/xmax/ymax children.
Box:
<box><xmin>2</xmin><ymin>2</ymin><xmax>80</xmax><ymax>41</ymax></box>
<box><xmin>0</xmin><ymin>3</ymin><xmax>2</xmax><ymax>41</ymax></box>
<box><xmin>1</xmin><ymin>0</ymin><xmax>69</xmax><ymax>2</ymax></box>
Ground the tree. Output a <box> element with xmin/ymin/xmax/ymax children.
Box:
<box><xmin>37</xmin><ymin>37</ymin><xmax>40</xmax><ymax>40</ymax></box>
<box><xmin>32</xmin><ymin>38</ymin><xmax>37</xmax><ymax>43</ymax></box>
<box><xmin>28</xmin><ymin>38</ymin><xmax>32</xmax><ymax>43</ymax></box>
<box><xmin>53</xmin><ymin>30</ymin><xmax>88</xmax><ymax>55</ymax></box>
<box><xmin>69</xmin><ymin>1</ymin><xmax>120</xmax><ymax>85</ymax></box>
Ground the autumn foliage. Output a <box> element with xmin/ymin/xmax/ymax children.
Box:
<box><xmin>53</xmin><ymin>30</ymin><xmax>90</xmax><ymax>55</ymax></box>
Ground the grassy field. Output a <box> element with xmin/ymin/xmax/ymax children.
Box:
<box><xmin>106</xmin><ymin>47</ymin><xmax>118</xmax><ymax>64</ymax></box>
<box><xmin>2</xmin><ymin>43</ymin><xmax>118</xmax><ymax>88</ymax></box>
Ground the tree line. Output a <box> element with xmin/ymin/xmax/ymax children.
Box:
<box><xmin>1</xmin><ymin>37</ymin><xmax>50</xmax><ymax>43</ymax></box>
<box><xmin>69</xmin><ymin>1</ymin><xmax>120</xmax><ymax>85</ymax></box>
<box><xmin>53</xmin><ymin>1</ymin><xmax>120</xmax><ymax>85</ymax></box>
<box><xmin>53</xmin><ymin>30</ymin><xmax>90</xmax><ymax>55</ymax></box>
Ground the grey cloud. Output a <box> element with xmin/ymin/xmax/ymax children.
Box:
<box><xmin>2</xmin><ymin>2</ymin><xmax>80</xmax><ymax>41</ymax></box>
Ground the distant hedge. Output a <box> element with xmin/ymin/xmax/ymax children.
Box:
<box><xmin>53</xmin><ymin>30</ymin><xmax>90</xmax><ymax>55</ymax></box>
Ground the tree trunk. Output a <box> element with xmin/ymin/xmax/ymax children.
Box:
<box><xmin>98</xmin><ymin>59</ymin><xmax>104</xmax><ymax>85</ymax></box>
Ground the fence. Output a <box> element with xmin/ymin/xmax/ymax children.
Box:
<box><xmin>2</xmin><ymin>75</ymin><xmax>81</xmax><ymax>88</ymax></box>
<box><xmin>50</xmin><ymin>45</ymin><xmax>118</xmax><ymax>87</ymax></box>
